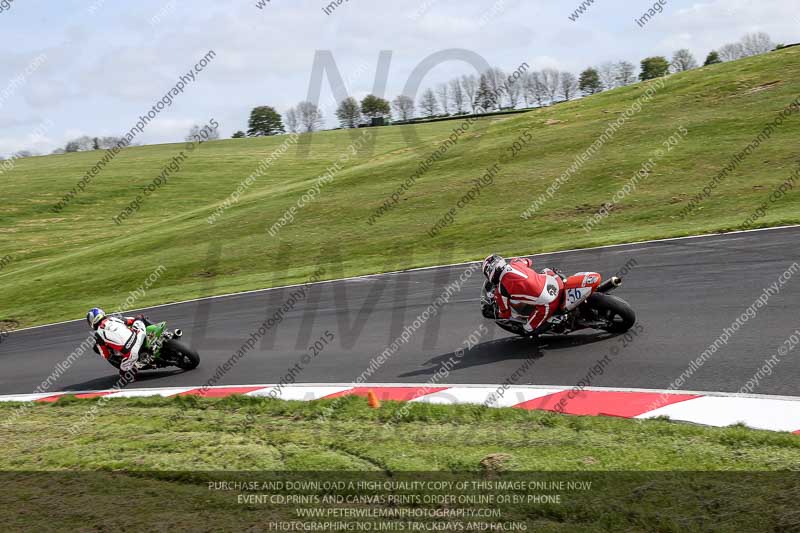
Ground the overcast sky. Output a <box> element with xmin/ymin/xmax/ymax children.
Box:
<box><xmin>0</xmin><ymin>0</ymin><xmax>797</xmax><ymax>156</ymax></box>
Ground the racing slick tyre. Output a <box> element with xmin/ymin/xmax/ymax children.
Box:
<box><xmin>164</xmin><ymin>339</ymin><xmax>200</xmax><ymax>370</ymax></box>
<box><xmin>587</xmin><ymin>293</ymin><xmax>636</xmax><ymax>334</ymax></box>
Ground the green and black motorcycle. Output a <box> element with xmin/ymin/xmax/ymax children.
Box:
<box><xmin>106</xmin><ymin>322</ymin><xmax>200</xmax><ymax>372</ymax></box>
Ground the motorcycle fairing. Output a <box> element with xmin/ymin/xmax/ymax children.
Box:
<box><xmin>563</xmin><ymin>272</ymin><xmax>602</xmax><ymax>311</ymax></box>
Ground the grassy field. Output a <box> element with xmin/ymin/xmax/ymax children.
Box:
<box><xmin>1</xmin><ymin>395</ymin><xmax>799</xmax><ymax>530</ymax></box>
<box><xmin>2</xmin><ymin>48</ymin><xmax>800</xmax><ymax>328</ymax></box>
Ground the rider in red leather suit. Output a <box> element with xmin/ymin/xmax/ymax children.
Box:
<box><xmin>481</xmin><ymin>254</ymin><xmax>565</xmax><ymax>334</ymax></box>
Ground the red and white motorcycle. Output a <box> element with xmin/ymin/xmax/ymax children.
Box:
<box><xmin>482</xmin><ymin>272</ymin><xmax>636</xmax><ymax>337</ymax></box>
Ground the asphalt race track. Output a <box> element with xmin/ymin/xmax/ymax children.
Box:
<box><xmin>1</xmin><ymin>226</ymin><xmax>799</xmax><ymax>397</ymax></box>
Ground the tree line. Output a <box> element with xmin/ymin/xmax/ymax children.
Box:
<box><xmin>2</xmin><ymin>123</ymin><xmax>221</xmax><ymax>160</ymax></box>
<box><xmin>236</xmin><ymin>31</ymin><xmax>777</xmax><ymax>138</ymax></box>
<box><xmin>52</xmin><ymin>124</ymin><xmax>221</xmax><ymax>154</ymax></box>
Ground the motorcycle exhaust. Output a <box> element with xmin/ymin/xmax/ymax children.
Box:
<box><xmin>173</xmin><ymin>329</ymin><xmax>183</xmax><ymax>338</ymax></box>
<box><xmin>597</xmin><ymin>276</ymin><xmax>622</xmax><ymax>293</ymax></box>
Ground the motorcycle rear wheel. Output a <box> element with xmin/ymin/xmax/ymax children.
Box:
<box><xmin>586</xmin><ymin>293</ymin><xmax>636</xmax><ymax>333</ymax></box>
<box><xmin>163</xmin><ymin>339</ymin><xmax>200</xmax><ymax>370</ymax></box>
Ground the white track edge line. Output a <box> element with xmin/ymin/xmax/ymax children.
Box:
<box><xmin>11</xmin><ymin>224</ymin><xmax>800</xmax><ymax>333</ymax></box>
<box><xmin>4</xmin><ymin>383</ymin><xmax>800</xmax><ymax>402</ymax></box>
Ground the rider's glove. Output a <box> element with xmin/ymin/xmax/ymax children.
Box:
<box><xmin>481</xmin><ymin>302</ymin><xmax>498</xmax><ymax>319</ymax></box>
<box><xmin>134</xmin><ymin>314</ymin><xmax>153</xmax><ymax>327</ymax></box>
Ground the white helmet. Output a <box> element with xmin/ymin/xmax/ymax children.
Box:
<box><xmin>482</xmin><ymin>254</ymin><xmax>507</xmax><ymax>284</ymax></box>
<box><xmin>86</xmin><ymin>307</ymin><xmax>106</xmax><ymax>329</ymax></box>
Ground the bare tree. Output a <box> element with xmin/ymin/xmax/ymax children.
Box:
<box><xmin>474</xmin><ymin>74</ymin><xmax>496</xmax><ymax>112</ymax></box>
<box><xmin>718</xmin><ymin>33</ymin><xmax>773</xmax><ymax>62</ymax></box>
<box><xmin>671</xmin><ymin>49</ymin><xmax>698</xmax><ymax>72</ymax></box>
<box><xmin>449</xmin><ymin>78</ymin><xmax>466</xmax><ymax>113</ymax></box>
<box><xmin>484</xmin><ymin>67</ymin><xmax>506</xmax><ymax>110</ymax></box>
<box><xmin>740</xmin><ymin>32</ymin><xmax>774</xmax><ymax>57</ymax></box>
<box><xmin>76</xmin><ymin>136</ymin><xmax>95</xmax><ymax>150</ymax></box>
<box><xmin>615</xmin><ymin>61</ymin><xmax>637</xmax><ymax>86</ymax></box>
<box><xmin>541</xmin><ymin>68</ymin><xmax>561</xmax><ymax>103</ymax></box>
<box><xmin>296</xmin><ymin>101</ymin><xmax>324</xmax><ymax>132</ymax></box>
<box><xmin>460</xmin><ymin>74</ymin><xmax>478</xmax><ymax>112</ymax></box>
<box><xmin>504</xmin><ymin>75</ymin><xmax>523</xmax><ymax>108</ymax></box>
<box><xmin>526</xmin><ymin>71</ymin><xmax>547</xmax><ymax>107</ymax></box>
<box><xmin>99</xmin><ymin>136</ymin><xmax>126</xmax><ymax>149</ymax></box>
<box><xmin>520</xmin><ymin>72</ymin><xmax>534</xmax><ymax>107</ymax></box>
<box><xmin>285</xmin><ymin>107</ymin><xmax>299</xmax><ymax>133</ymax></box>
<box><xmin>560</xmin><ymin>72</ymin><xmax>578</xmax><ymax>101</ymax></box>
<box><xmin>392</xmin><ymin>95</ymin><xmax>415</xmax><ymax>121</ymax></box>
<box><xmin>419</xmin><ymin>88</ymin><xmax>439</xmax><ymax>117</ymax></box>
<box><xmin>435</xmin><ymin>83</ymin><xmax>450</xmax><ymax>115</ymax></box>
<box><xmin>64</xmin><ymin>136</ymin><xmax>95</xmax><ymax>152</ymax></box>
<box><xmin>186</xmin><ymin>123</ymin><xmax>220</xmax><ymax>142</ymax></box>
<box><xmin>719</xmin><ymin>43</ymin><xmax>745</xmax><ymax>62</ymax></box>
<box><xmin>598</xmin><ymin>62</ymin><xmax>617</xmax><ymax>90</ymax></box>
